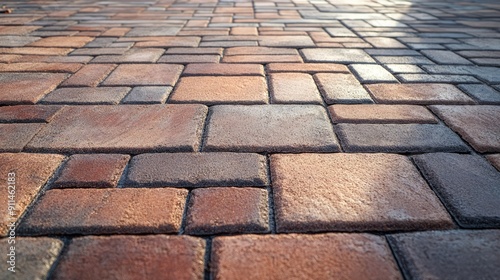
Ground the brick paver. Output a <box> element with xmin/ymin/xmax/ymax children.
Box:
<box><xmin>2</xmin><ymin>0</ymin><xmax>500</xmax><ymax>277</ymax></box>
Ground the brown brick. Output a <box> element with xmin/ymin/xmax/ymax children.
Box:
<box><xmin>19</xmin><ymin>188</ymin><xmax>188</xmax><ymax>235</ymax></box>
<box><xmin>132</xmin><ymin>36</ymin><xmax>200</xmax><ymax>47</ymax></box>
<box><xmin>54</xmin><ymin>154</ymin><xmax>129</xmax><ymax>188</ymax></box>
<box><xmin>41</xmin><ymin>87</ymin><xmax>129</xmax><ymax>105</ymax></box>
<box><xmin>329</xmin><ymin>104</ymin><xmax>438</xmax><ymax>123</ymax></box>
<box><xmin>26</xmin><ymin>104</ymin><xmax>207</xmax><ymax>153</ymax></box>
<box><xmin>269</xmin><ymin>73</ymin><xmax>322</xmax><ymax>104</ymax></box>
<box><xmin>166</xmin><ymin>47</ymin><xmax>223</xmax><ymax>55</ymax></box>
<box><xmin>61</xmin><ymin>64</ymin><xmax>116</xmax><ymax>87</ymax></box>
<box><xmin>271</xmin><ymin>153</ymin><xmax>454</xmax><ymax>232</ymax></box>
<box><xmin>29</xmin><ymin>36</ymin><xmax>94</xmax><ymax>48</ymax></box>
<box><xmin>231</xmin><ymin>27</ymin><xmax>258</xmax><ymax>35</ymax></box>
<box><xmin>0</xmin><ymin>153</ymin><xmax>64</xmax><ymax>236</ymax></box>
<box><xmin>225</xmin><ymin>47</ymin><xmax>298</xmax><ymax>56</ymax></box>
<box><xmin>0</xmin><ymin>123</ymin><xmax>43</xmax><ymax>152</ymax></box>
<box><xmin>222</xmin><ymin>55</ymin><xmax>302</xmax><ymax>63</ymax></box>
<box><xmin>103</xmin><ymin>64</ymin><xmax>183</xmax><ymax>86</ymax></box>
<box><xmin>486</xmin><ymin>154</ymin><xmax>500</xmax><ymax>171</ymax></box>
<box><xmin>366</xmin><ymin>84</ymin><xmax>474</xmax><ymax>104</ymax></box>
<box><xmin>158</xmin><ymin>54</ymin><xmax>220</xmax><ymax>63</ymax></box>
<box><xmin>101</xmin><ymin>27</ymin><xmax>131</xmax><ymax>37</ymax></box>
<box><xmin>52</xmin><ymin>235</ymin><xmax>205</xmax><ymax>280</ymax></box>
<box><xmin>0</xmin><ymin>105</ymin><xmax>62</xmax><ymax>123</ymax></box>
<box><xmin>0</xmin><ymin>62</ymin><xmax>82</xmax><ymax>73</ymax></box>
<box><xmin>315</xmin><ymin>73</ymin><xmax>373</xmax><ymax>104</ymax></box>
<box><xmin>170</xmin><ymin>76</ymin><xmax>267</xmax><ymax>104</ymax></box>
<box><xmin>212</xmin><ymin>233</ymin><xmax>402</xmax><ymax>280</ymax></box>
<box><xmin>0</xmin><ymin>47</ymin><xmax>73</xmax><ymax>56</ymax></box>
<box><xmin>430</xmin><ymin>105</ymin><xmax>500</xmax><ymax>153</ymax></box>
<box><xmin>267</xmin><ymin>63</ymin><xmax>349</xmax><ymax>73</ymax></box>
<box><xmin>92</xmin><ymin>48</ymin><xmax>164</xmax><ymax>63</ymax></box>
<box><xmin>183</xmin><ymin>63</ymin><xmax>264</xmax><ymax>76</ymax></box>
<box><xmin>0</xmin><ymin>237</ymin><xmax>63</xmax><ymax>279</ymax></box>
<box><xmin>185</xmin><ymin>187</ymin><xmax>269</xmax><ymax>235</ymax></box>
<box><xmin>0</xmin><ymin>73</ymin><xmax>67</xmax><ymax>105</ymax></box>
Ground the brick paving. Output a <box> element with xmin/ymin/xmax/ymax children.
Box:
<box><xmin>0</xmin><ymin>0</ymin><xmax>499</xmax><ymax>278</ymax></box>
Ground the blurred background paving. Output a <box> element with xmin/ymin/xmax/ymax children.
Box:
<box><xmin>0</xmin><ymin>0</ymin><xmax>499</xmax><ymax>279</ymax></box>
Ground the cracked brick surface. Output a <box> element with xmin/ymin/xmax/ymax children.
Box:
<box><xmin>1</xmin><ymin>0</ymin><xmax>500</xmax><ymax>278</ymax></box>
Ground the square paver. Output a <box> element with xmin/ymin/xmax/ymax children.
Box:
<box><xmin>204</xmin><ymin>105</ymin><xmax>340</xmax><ymax>153</ymax></box>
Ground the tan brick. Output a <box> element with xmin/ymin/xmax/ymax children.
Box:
<box><xmin>171</xmin><ymin>76</ymin><xmax>267</xmax><ymax>104</ymax></box>
<box><xmin>29</xmin><ymin>36</ymin><xmax>94</xmax><ymax>48</ymax></box>
<box><xmin>366</xmin><ymin>84</ymin><xmax>474</xmax><ymax>104</ymax></box>
<box><xmin>61</xmin><ymin>64</ymin><xmax>116</xmax><ymax>87</ymax></box>
<box><xmin>329</xmin><ymin>104</ymin><xmax>438</xmax><ymax>123</ymax></box>
<box><xmin>315</xmin><ymin>73</ymin><xmax>373</xmax><ymax>104</ymax></box>
<box><xmin>0</xmin><ymin>73</ymin><xmax>67</xmax><ymax>104</ymax></box>
<box><xmin>103</xmin><ymin>64</ymin><xmax>183</xmax><ymax>86</ymax></box>
<box><xmin>225</xmin><ymin>47</ymin><xmax>298</xmax><ymax>56</ymax></box>
<box><xmin>0</xmin><ymin>62</ymin><xmax>82</xmax><ymax>73</ymax></box>
<box><xmin>267</xmin><ymin>63</ymin><xmax>349</xmax><ymax>73</ymax></box>
<box><xmin>52</xmin><ymin>235</ymin><xmax>205</xmax><ymax>280</ymax></box>
<box><xmin>270</xmin><ymin>73</ymin><xmax>322</xmax><ymax>104</ymax></box>
<box><xmin>19</xmin><ymin>188</ymin><xmax>188</xmax><ymax>235</ymax></box>
<box><xmin>231</xmin><ymin>27</ymin><xmax>258</xmax><ymax>35</ymax></box>
<box><xmin>185</xmin><ymin>187</ymin><xmax>269</xmax><ymax>235</ymax></box>
<box><xmin>0</xmin><ymin>153</ymin><xmax>64</xmax><ymax>236</ymax></box>
<box><xmin>101</xmin><ymin>27</ymin><xmax>131</xmax><ymax>37</ymax></box>
<box><xmin>271</xmin><ymin>153</ymin><xmax>454</xmax><ymax>232</ymax></box>
<box><xmin>0</xmin><ymin>47</ymin><xmax>73</xmax><ymax>56</ymax></box>
<box><xmin>222</xmin><ymin>55</ymin><xmax>302</xmax><ymax>63</ymax></box>
<box><xmin>212</xmin><ymin>233</ymin><xmax>402</xmax><ymax>280</ymax></box>
<box><xmin>183</xmin><ymin>63</ymin><xmax>264</xmax><ymax>76</ymax></box>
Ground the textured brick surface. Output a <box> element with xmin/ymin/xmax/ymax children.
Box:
<box><xmin>170</xmin><ymin>76</ymin><xmax>268</xmax><ymax>104</ymax></box>
<box><xmin>212</xmin><ymin>233</ymin><xmax>402</xmax><ymax>280</ymax></box>
<box><xmin>0</xmin><ymin>105</ymin><xmax>62</xmax><ymax>123</ymax></box>
<box><xmin>271</xmin><ymin>153</ymin><xmax>453</xmax><ymax>232</ymax></box>
<box><xmin>26</xmin><ymin>105</ymin><xmax>207</xmax><ymax>153</ymax></box>
<box><xmin>52</xmin><ymin>235</ymin><xmax>205</xmax><ymax>280</ymax></box>
<box><xmin>19</xmin><ymin>188</ymin><xmax>188</xmax><ymax>235</ymax></box>
<box><xmin>267</xmin><ymin>63</ymin><xmax>349</xmax><ymax>73</ymax></box>
<box><xmin>122</xmin><ymin>86</ymin><xmax>172</xmax><ymax>104</ymax></box>
<box><xmin>103</xmin><ymin>64</ymin><xmax>183</xmax><ymax>86</ymax></box>
<box><xmin>336</xmin><ymin>124</ymin><xmax>469</xmax><ymax>153</ymax></box>
<box><xmin>54</xmin><ymin>154</ymin><xmax>129</xmax><ymax>188</ymax></box>
<box><xmin>329</xmin><ymin>105</ymin><xmax>437</xmax><ymax>124</ymax></box>
<box><xmin>183</xmin><ymin>63</ymin><xmax>264</xmax><ymax>76</ymax></box>
<box><xmin>0</xmin><ymin>73</ymin><xmax>67</xmax><ymax>104</ymax></box>
<box><xmin>61</xmin><ymin>64</ymin><xmax>116</xmax><ymax>87</ymax></box>
<box><xmin>269</xmin><ymin>73</ymin><xmax>322</xmax><ymax>104</ymax></box>
<box><xmin>0</xmin><ymin>153</ymin><xmax>64</xmax><ymax>236</ymax></box>
<box><xmin>0</xmin><ymin>123</ymin><xmax>44</xmax><ymax>152</ymax></box>
<box><xmin>302</xmin><ymin>48</ymin><xmax>375</xmax><ymax>63</ymax></box>
<box><xmin>204</xmin><ymin>105</ymin><xmax>339</xmax><ymax>152</ymax></box>
<box><xmin>185</xmin><ymin>187</ymin><xmax>269</xmax><ymax>235</ymax></box>
<box><xmin>41</xmin><ymin>87</ymin><xmax>129</xmax><ymax>105</ymax></box>
<box><xmin>127</xmin><ymin>153</ymin><xmax>269</xmax><ymax>187</ymax></box>
<box><xmin>388</xmin><ymin>230</ymin><xmax>500</xmax><ymax>280</ymax></box>
<box><xmin>350</xmin><ymin>64</ymin><xmax>398</xmax><ymax>83</ymax></box>
<box><xmin>315</xmin><ymin>73</ymin><xmax>373</xmax><ymax>104</ymax></box>
<box><xmin>413</xmin><ymin>153</ymin><xmax>500</xmax><ymax>228</ymax></box>
<box><xmin>0</xmin><ymin>237</ymin><xmax>63</xmax><ymax>279</ymax></box>
<box><xmin>430</xmin><ymin>105</ymin><xmax>500</xmax><ymax>153</ymax></box>
<box><xmin>366</xmin><ymin>84</ymin><xmax>474</xmax><ymax>104</ymax></box>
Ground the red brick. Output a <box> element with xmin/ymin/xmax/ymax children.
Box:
<box><xmin>103</xmin><ymin>64</ymin><xmax>183</xmax><ymax>86</ymax></box>
<box><xmin>185</xmin><ymin>187</ymin><xmax>269</xmax><ymax>235</ymax></box>
<box><xmin>212</xmin><ymin>233</ymin><xmax>402</xmax><ymax>280</ymax></box>
<box><xmin>366</xmin><ymin>84</ymin><xmax>475</xmax><ymax>105</ymax></box>
<box><xmin>54</xmin><ymin>154</ymin><xmax>130</xmax><ymax>188</ymax></box>
<box><xmin>0</xmin><ymin>153</ymin><xmax>64</xmax><ymax>236</ymax></box>
<box><xmin>0</xmin><ymin>47</ymin><xmax>73</xmax><ymax>55</ymax></box>
<box><xmin>329</xmin><ymin>104</ymin><xmax>438</xmax><ymax>123</ymax></box>
<box><xmin>267</xmin><ymin>63</ymin><xmax>349</xmax><ymax>73</ymax></box>
<box><xmin>0</xmin><ymin>73</ymin><xmax>67</xmax><ymax>104</ymax></box>
<box><xmin>270</xmin><ymin>73</ymin><xmax>322</xmax><ymax>104</ymax></box>
<box><xmin>92</xmin><ymin>48</ymin><xmax>164</xmax><ymax>63</ymax></box>
<box><xmin>430</xmin><ymin>105</ymin><xmax>500</xmax><ymax>153</ymax></box>
<box><xmin>0</xmin><ymin>62</ymin><xmax>82</xmax><ymax>73</ymax></box>
<box><xmin>61</xmin><ymin>64</ymin><xmax>116</xmax><ymax>87</ymax></box>
<box><xmin>0</xmin><ymin>123</ymin><xmax>43</xmax><ymax>152</ymax></box>
<box><xmin>271</xmin><ymin>153</ymin><xmax>454</xmax><ymax>232</ymax></box>
<box><xmin>52</xmin><ymin>235</ymin><xmax>205</xmax><ymax>280</ymax></box>
<box><xmin>29</xmin><ymin>36</ymin><xmax>94</xmax><ymax>48</ymax></box>
<box><xmin>183</xmin><ymin>63</ymin><xmax>264</xmax><ymax>76</ymax></box>
<box><xmin>26</xmin><ymin>104</ymin><xmax>207</xmax><ymax>153</ymax></box>
<box><xmin>41</xmin><ymin>87</ymin><xmax>129</xmax><ymax>105</ymax></box>
<box><xmin>222</xmin><ymin>55</ymin><xmax>302</xmax><ymax>63</ymax></box>
<box><xmin>171</xmin><ymin>76</ymin><xmax>267</xmax><ymax>104</ymax></box>
<box><xmin>19</xmin><ymin>188</ymin><xmax>188</xmax><ymax>235</ymax></box>
<box><xmin>0</xmin><ymin>105</ymin><xmax>62</xmax><ymax>123</ymax></box>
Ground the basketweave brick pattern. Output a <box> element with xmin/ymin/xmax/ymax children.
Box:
<box><xmin>2</xmin><ymin>0</ymin><xmax>500</xmax><ymax>278</ymax></box>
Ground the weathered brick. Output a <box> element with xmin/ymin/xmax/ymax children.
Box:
<box><xmin>366</xmin><ymin>83</ymin><xmax>474</xmax><ymax>104</ymax></box>
<box><xmin>26</xmin><ymin>105</ymin><xmax>207</xmax><ymax>153</ymax></box>
<box><xmin>0</xmin><ymin>153</ymin><xmax>64</xmax><ymax>236</ymax></box>
<box><xmin>0</xmin><ymin>47</ymin><xmax>73</xmax><ymax>56</ymax></box>
<box><xmin>212</xmin><ymin>233</ymin><xmax>402</xmax><ymax>280</ymax></box>
<box><xmin>158</xmin><ymin>54</ymin><xmax>220</xmax><ymax>63</ymax></box>
<box><xmin>385</xmin><ymin>64</ymin><xmax>425</xmax><ymax>73</ymax></box>
<box><xmin>122</xmin><ymin>86</ymin><xmax>172</xmax><ymax>104</ymax></box>
<box><xmin>457</xmin><ymin>84</ymin><xmax>500</xmax><ymax>104</ymax></box>
<box><xmin>271</xmin><ymin>153</ymin><xmax>453</xmax><ymax>232</ymax></box>
<box><xmin>132</xmin><ymin>36</ymin><xmax>200</xmax><ymax>47</ymax></box>
<box><xmin>170</xmin><ymin>76</ymin><xmax>267</xmax><ymax>104</ymax></box>
<box><xmin>266</xmin><ymin>63</ymin><xmax>349</xmax><ymax>73</ymax></box>
<box><xmin>0</xmin><ymin>237</ymin><xmax>63</xmax><ymax>279</ymax></box>
<box><xmin>336</xmin><ymin>123</ymin><xmax>468</xmax><ymax>153</ymax></box>
<box><xmin>103</xmin><ymin>64</ymin><xmax>183</xmax><ymax>86</ymax></box>
<box><xmin>222</xmin><ymin>54</ymin><xmax>302</xmax><ymax>63</ymax></box>
<box><xmin>0</xmin><ymin>123</ymin><xmax>43</xmax><ymax>152</ymax></box>
<box><xmin>54</xmin><ymin>154</ymin><xmax>129</xmax><ymax>188</ymax></box>
<box><xmin>269</xmin><ymin>73</ymin><xmax>322</xmax><ymax>104</ymax></box>
<box><xmin>388</xmin><ymin>230</ymin><xmax>500</xmax><ymax>280</ymax></box>
<box><xmin>183</xmin><ymin>63</ymin><xmax>264</xmax><ymax>76</ymax></box>
<box><xmin>350</xmin><ymin>64</ymin><xmax>398</xmax><ymax>83</ymax></box>
<box><xmin>413</xmin><ymin>153</ymin><xmax>500</xmax><ymax>228</ymax></box>
<box><xmin>92</xmin><ymin>48</ymin><xmax>164</xmax><ymax>63</ymax></box>
<box><xmin>430</xmin><ymin>105</ymin><xmax>500</xmax><ymax>153</ymax></box>
<box><xmin>396</xmin><ymin>74</ymin><xmax>479</xmax><ymax>83</ymax></box>
<box><xmin>41</xmin><ymin>87</ymin><xmax>129</xmax><ymax>105</ymax></box>
<box><xmin>0</xmin><ymin>73</ymin><xmax>67</xmax><ymax>105</ymax></box>
<box><xmin>166</xmin><ymin>47</ymin><xmax>223</xmax><ymax>55</ymax></box>
<box><xmin>29</xmin><ymin>36</ymin><xmax>94</xmax><ymax>48</ymax></box>
<box><xmin>315</xmin><ymin>73</ymin><xmax>373</xmax><ymax>104</ymax></box>
<box><xmin>126</xmin><ymin>27</ymin><xmax>181</xmax><ymax>36</ymax></box>
<box><xmin>374</xmin><ymin>55</ymin><xmax>434</xmax><ymax>64</ymax></box>
<box><xmin>126</xmin><ymin>153</ymin><xmax>269</xmax><ymax>187</ymax></box>
<box><xmin>0</xmin><ymin>105</ymin><xmax>62</xmax><ymax>123</ymax></box>
<box><xmin>204</xmin><ymin>105</ymin><xmax>339</xmax><ymax>152</ymax></box>
<box><xmin>0</xmin><ymin>62</ymin><xmax>82</xmax><ymax>73</ymax></box>
<box><xmin>185</xmin><ymin>187</ymin><xmax>269</xmax><ymax>235</ymax></box>
<box><xmin>421</xmin><ymin>50</ymin><xmax>472</xmax><ymax>64</ymax></box>
<box><xmin>52</xmin><ymin>235</ymin><xmax>205</xmax><ymax>280</ymax></box>
<box><xmin>61</xmin><ymin>64</ymin><xmax>116</xmax><ymax>87</ymax></box>
<box><xmin>329</xmin><ymin>104</ymin><xmax>437</xmax><ymax>124</ymax></box>
<box><xmin>225</xmin><ymin>47</ymin><xmax>298</xmax><ymax>56</ymax></box>
<box><xmin>365</xmin><ymin>37</ymin><xmax>406</xmax><ymax>48</ymax></box>
<box><xmin>302</xmin><ymin>48</ymin><xmax>375</xmax><ymax>63</ymax></box>
<box><xmin>486</xmin><ymin>154</ymin><xmax>500</xmax><ymax>171</ymax></box>
<box><xmin>19</xmin><ymin>188</ymin><xmax>188</xmax><ymax>235</ymax></box>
